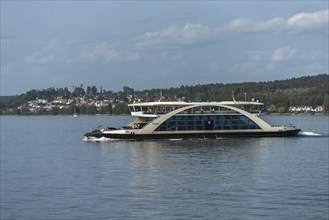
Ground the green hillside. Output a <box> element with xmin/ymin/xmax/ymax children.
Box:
<box><xmin>1</xmin><ymin>74</ymin><xmax>328</xmax><ymax>115</ymax></box>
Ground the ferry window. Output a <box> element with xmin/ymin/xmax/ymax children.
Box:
<box><xmin>144</xmin><ymin>107</ymin><xmax>152</xmax><ymax>114</ymax></box>
<box><xmin>202</xmin><ymin>106</ymin><xmax>210</xmax><ymax>111</ymax></box>
<box><xmin>223</xmin><ymin>125</ymin><xmax>231</xmax><ymax>130</ymax></box>
<box><xmin>214</xmin><ymin>125</ymin><xmax>222</xmax><ymax>130</ymax></box>
<box><xmin>167</xmin><ymin>117</ymin><xmax>175</xmax><ymax>122</ymax></box>
<box><xmin>194</xmin><ymin>116</ymin><xmax>201</xmax><ymax>120</ymax></box>
<box><xmin>248</xmin><ymin>120</ymin><xmax>260</xmax><ymax>129</ymax></box>
<box><xmin>158</xmin><ymin>126</ymin><xmax>167</xmax><ymax>131</ymax></box>
<box><xmin>239</xmin><ymin>116</ymin><xmax>249</xmax><ymax>125</ymax></box>
<box><xmin>168</xmin><ymin>121</ymin><xmax>176</xmax><ymax>126</ymax></box>
<box><xmin>240</xmin><ymin>125</ymin><xmax>248</xmax><ymax>129</ymax></box>
<box><xmin>223</xmin><ymin>115</ymin><xmax>230</xmax><ymax>120</ymax></box>
<box><xmin>210</xmin><ymin>106</ymin><xmax>217</xmax><ymax>111</ymax></box>
<box><xmin>187</xmin><ymin>126</ymin><xmax>195</xmax><ymax>130</ymax></box>
<box><xmin>155</xmin><ymin>113</ymin><xmax>260</xmax><ymax>131</ymax></box>
<box><xmin>209</xmin><ymin>116</ymin><xmax>216</xmax><ymax>120</ymax></box>
<box><xmin>176</xmin><ymin>116</ymin><xmax>184</xmax><ymax>120</ymax></box>
<box><xmin>192</xmin><ymin>107</ymin><xmax>202</xmax><ymax>113</ymax></box>
<box><xmin>135</xmin><ymin>106</ymin><xmax>141</xmax><ymax>112</ymax></box>
<box><xmin>223</xmin><ymin>116</ymin><xmax>230</xmax><ymax>125</ymax></box>
<box><xmin>186</xmin><ymin>116</ymin><xmax>194</xmax><ymax>120</ymax></box>
<box><xmin>187</xmin><ymin>121</ymin><xmax>195</xmax><ymax>125</ymax></box>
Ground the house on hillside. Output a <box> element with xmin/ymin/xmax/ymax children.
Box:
<box><xmin>289</xmin><ymin>105</ymin><xmax>324</xmax><ymax>113</ymax></box>
<box><xmin>315</xmin><ymin>105</ymin><xmax>324</xmax><ymax>112</ymax></box>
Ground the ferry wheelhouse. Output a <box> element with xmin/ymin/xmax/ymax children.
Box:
<box><xmin>84</xmin><ymin>101</ymin><xmax>300</xmax><ymax>140</ymax></box>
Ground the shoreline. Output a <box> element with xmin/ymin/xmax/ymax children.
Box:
<box><xmin>1</xmin><ymin>113</ymin><xmax>328</xmax><ymax>116</ymax></box>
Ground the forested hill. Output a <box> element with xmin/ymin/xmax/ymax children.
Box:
<box><xmin>152</xmin><ymin>74</ymin><xmax>329</xmax><ymax>109</ymax></box>
<box><xmin>1</xmin><ymin>74</ymin><xmax>328</xmax><ymax>114</ymax></box>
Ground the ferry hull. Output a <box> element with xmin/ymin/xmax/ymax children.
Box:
<box><xmin>85</xmin><ymin>129</ymin><xmax>301</xmax><ymax>141</ymax></box>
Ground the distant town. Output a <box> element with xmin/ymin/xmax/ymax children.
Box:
<box><xmin>7</xmin><ymin>95</ymin><xmax>326</xmax><ymax>115</ymax></box>
<box><xmin>1</xmin><ymin>74</ymin><xmax>328</xmax><ymax>115</ymax></box>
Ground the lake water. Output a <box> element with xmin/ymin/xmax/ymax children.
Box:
<box><xmin>1</xmin><ymin>115</ymin><xmax>328</xmax><ymax>220</ymax></box>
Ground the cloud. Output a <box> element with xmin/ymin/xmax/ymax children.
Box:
<box><xmin>135</xmin><ymin>9</ymin><xmax>328</xmax><ymax>50</ymax></box>
<box><xmin>229</xmin><ymin>62</ymin><xmax>277</xmax><ymax>76</ymax></box>
<box><xmin>271</xmin><ymin>46</ymin><xmax>324</xmax><ymax>62</ymax></box>
<box><xmin>78</xmin><ymin>42</ymin><xmax>140</xmax><ymax>63</ymax></box>
<box><xmin>24</xmin><ymin>53</ymin><xmax>55</xmax><ymax>64</ymax></box>
<box><xmin>287</xmin><ymin>10</ymin><xmax>329</xmax><ymax>33</ymax></box>
<box><xmin>1</xmin><ymin>63</ymin><xmax>13</xmax><ymax>77</ymax></box>
<box><xmin>300</xmin><ymin>50</ymin><xmax>324</xmax><ymax>62</ymax></box>
<box><xmin>271</xmin><ymin>47</ymin><xmax>299</xmax><ymax>62</ymax></box>
<box><xmin>210</xmin><ymin>62</ymin><xmax>220</xmax><ymax>72</ymax></box>
<box><xmin>244</xmin><ymin>51</ymin><xmax>264</xmax><ymax>62</ymax></box>
<box><xmin>294</xmin><ymin>63</ymin><xmax>323</xmax><ymax>72</ymax></box>
<box><xmin>23</xmin><ymin>39</ymin><xmax>60</xmax><ymax>64</ymax></box>
<box><xmin>229</xmin><ymin>46</ymin><xmax>325</xmax><ymax>76</ymax></box>
<box><xmin>224</xmin><ymin>17</ymin><xmax>286</xmax><ymax>33</ymax></box>
<box><xmin>22</xmin><ymin>39</ymin><xmax>140</xmax><ymax>65</ymax></box>
<box><xmin>135</xmin><ymin>23</ymin><xmax>212</xmax><ymax>49</ymax></box>
<box><xmin>224</xmin><ymin>9</ymin><xmax>328</xmax><ymax>34</ymax></box>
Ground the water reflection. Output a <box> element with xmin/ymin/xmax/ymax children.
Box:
<box><xmin>92</xmin><ymin>136</ymin><xmax>328</xmax><ymax>219</ymax></box>
<box><xmin>96</xmin><ymin>138</ymin><xmax>277</xmax><ymax>218</ymax></box>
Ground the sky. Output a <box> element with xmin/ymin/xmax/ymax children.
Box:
<box><xmin>1</xmin><ymin>1</ymin><xmax>328</xmax><ymax>95</ymax></box>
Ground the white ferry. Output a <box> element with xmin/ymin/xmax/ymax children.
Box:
<box><xmin>84</xmin><ymin>100</ymin><xmax>300</xmax><ymax>140</ymax></box>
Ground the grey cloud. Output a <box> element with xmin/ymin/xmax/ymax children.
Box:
<box><xmin>135</xmin><ymin>23</ymin><xmax>213</xmax><ymax>49</ymax></box>
<box><xmin>271</xmin><ymin>47</ymin><xmax>324</xmax><ymax>62</ymax></box>
<box><xmin>135</xmin><ymin>9</ymin><xmax>328</xmax><ymax>50</ymax></box>
<box><xmin>23</xmin><ymin>40</ymin><xmax>141</xmax><ymax>65</ymax></box>
<box><xmin>78</xmin><ymin>42</ymin><xmax>141</xmax><ymax>63</ymax></box>
<box><xmin>287</xmin><ymin>10</ymin><xmax>328</xmax><ymax>33</ymax></box>
<box><xmin>271</xmin><ymin>47</ymin><xmax>300</xmax><ymax>62</ymax></box>
<box><xmin>24</xmin><ymin>53</ymin><xmax>55</xmax><ymax>64</ymax></box>
<box><xmin>224</xmin><ymin>9</ymin><xmax>328</xmax><ymax>34</ymax></box>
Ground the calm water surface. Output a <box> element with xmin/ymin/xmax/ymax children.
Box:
<box><xmin>1</xmin><ymin>115</ymin><xmax>328</xmax><ymax>220</ymax></box>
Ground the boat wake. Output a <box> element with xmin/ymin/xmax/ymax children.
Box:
<box><xmin>168</xmin><ymin>138</ymin><xmax>183</xmax><ymax>141</ymax></box>
<box><xmin>83</xmin><ymin>136</ymin><xmax>119</xmax><ymax>142</ymax></box>
<box><xmin>298</xmin><ymin>131</ymin><xmax>325</xmax><ymax>137</ymax></box>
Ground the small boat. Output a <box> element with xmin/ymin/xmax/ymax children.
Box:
<box><xmin>73</xmin><ymin>108</ymin><xmax>78</xmax><ymax>117</ymax></box>
<box><xmin>84</xmin><ymin>101</ymin><xmax>300</xmax><ymax>141</ymax></box>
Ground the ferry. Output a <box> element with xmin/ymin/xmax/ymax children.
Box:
<box><xmin>84</xmin><ymin>100</ymin><xmax>300</xmax><ymax>140</ymax></box>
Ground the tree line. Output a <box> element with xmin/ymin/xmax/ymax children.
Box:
<box><xmin>1</xmin><ymin>74</ymin><xmax>328</xmax><ymax>115</ymax></box>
